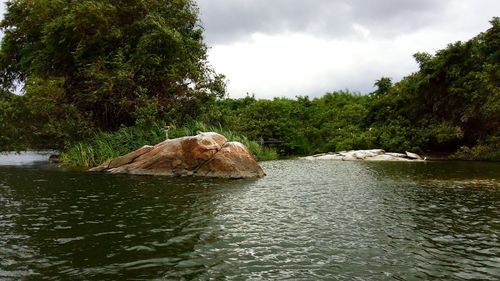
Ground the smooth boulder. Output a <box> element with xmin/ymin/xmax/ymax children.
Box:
<box><xmin>89</xmin><ymin>132</ymin><xmax>265</xmax><ymax>179</ymax></box>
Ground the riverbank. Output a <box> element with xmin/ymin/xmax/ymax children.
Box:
<box><xmin>2</xmin><ymin>143</ymin><xmax>498</xmax><ymax>171</ymax></box>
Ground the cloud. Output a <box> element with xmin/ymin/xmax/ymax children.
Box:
<box><xmin>198</xmin><ymin>0</ymin><xmax>445</xmax><ymax>44</ymax></box>
<box><xmin>200</xmin><ymin>0</ymin><xmax>500</xmax><ymax>98</ymax></box>
<box><xmin>208</xmin><ymin>30</ymin><xmax>438</xmax><ymax>99</ymax></box>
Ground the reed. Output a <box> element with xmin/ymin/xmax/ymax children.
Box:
<box><xmin>61</xmin><ymin>122</ymin><xmax>278</xmax><ymax>167</ymax></box>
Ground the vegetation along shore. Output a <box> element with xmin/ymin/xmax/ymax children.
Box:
<box><xmin>0</xmin><ymin>0</ymin><xmax>498</xmax><ymax>165</ymax></box>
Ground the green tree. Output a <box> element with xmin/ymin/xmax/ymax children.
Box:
<box><xmin>0</xmin><ymin>0</ymin><xmax>225</xmax><ymax>132</ymax></box>
<box><xmin>367</xmin><ymin>18</ymin><xmax>499</xmax><ymax>157</ymax></box>
<box><xmin>373</xmin><ymin>77</ymin><xmax>392</xmax><ymax>96</ymax></box>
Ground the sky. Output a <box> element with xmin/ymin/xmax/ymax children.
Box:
<box><xmin>1</xmin><ymin>1</ymin><xmax>499</xmax><ymax>99</ymax></box>
<box><xmin>197</xmin><ymin>0</ymin><xmax>500</xmax><ymax>98</ymax></box>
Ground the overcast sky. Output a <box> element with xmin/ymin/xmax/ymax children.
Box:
<box><xmin>198</xmin><ymin>0</ymin><xmax>499</xmax><ymax>98</ymax></box>
<box><xmin>1</xmin><ymin>1</ymin><xmax>499</xmax><ymax>98</ymax></box>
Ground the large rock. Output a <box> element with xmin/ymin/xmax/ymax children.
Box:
<box><xmin>89</xmin><ymin>132</ymin><xmax>265</xmax><ymax>179</ymax></box>
<box><xmin>196</xmin><ymin>142</ymin><xmax>264</xmax><ymax>178</ymax></box>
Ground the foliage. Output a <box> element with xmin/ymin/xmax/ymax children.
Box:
<box><xmin>199</xmin><ymin>91</ymin><xmax>376</xmax><ymax>155</ymax></box>
<box><xmin>366</xmin><ymin>18</ymin><xmax>500</xmax><ymax>158</ymax></box>
<box><xmin>0</xmin><ymin>0</ymin><xmax>225</xmax><ymax>134</ymax></box>
<box><xmin>60</xmin><ymin>122</ymin><xmax>278</xmax><ymax>167</ymax></box>
<box><xmin>451</xmin><ymin>136</ymin><xmax>500</xmax><ymax>161</ymax></box>
<box><xmin>0</xmin><ymin>78</ymin><xmax>93</xmax><ymax>150</ymax></box>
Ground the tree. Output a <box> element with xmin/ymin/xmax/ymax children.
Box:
<box><xmin>366</xmin><ymin>18</ymin><xmax>499</xmax><ymax>156</ymax></box>
<box><xmin>373</xmin><ymin>77</ymin><xmax>392</xmax><ymax>96</ymax></box>
<box><xmin>0</xmin><ymin>0</ymin><xmax>225</xmax><ymax>131</ymax></box>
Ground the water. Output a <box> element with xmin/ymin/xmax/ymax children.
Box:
<box><xmin>0</xmin><ymin>151</ymin><xmax>57</xmax><ymax>166</ymax></box>
<box><xmin>0</xmin><ymin>158</ymin><xmax>499</xmax><ymax>280</ymax></box>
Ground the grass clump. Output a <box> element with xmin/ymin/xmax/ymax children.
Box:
<box><xmin>61</xmin><ymin>122</ymin><xmax>278</xmax><ymax>167</ymax></box>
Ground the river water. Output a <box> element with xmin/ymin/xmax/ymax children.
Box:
<box><xmin>0</xmin><ymin>156</ymin><xmax>499</xmax><ymax>280</ymax></box>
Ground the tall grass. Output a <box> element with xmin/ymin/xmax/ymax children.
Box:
<box><xmin>173</xmin><ymin>121</ymin><xmax>279</xmax><ymax>161</ymax></box>
<box><xmin>61</xmin><ymin>122</ymin><xmax>278</xmax><ymax>167</ymax></box>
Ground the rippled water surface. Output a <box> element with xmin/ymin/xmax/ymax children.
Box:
<box><xmin>1</xmin><ymin>159</ymin><xmax>499</xmax><ymax>280</ymax></box>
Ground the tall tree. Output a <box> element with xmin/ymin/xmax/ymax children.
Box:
<box><xmin>0</xmin><ymin>0</ymin><xmax>225</xmax><ymax>130</ymax></box>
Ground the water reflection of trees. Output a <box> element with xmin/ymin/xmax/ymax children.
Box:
<box><xmin>400</xmin><ymin>179</ymin><xmax>500</xmax><ymax>280</ymax></box>
<box><xmin>1</xmin><ymin>167</ymin><xmax>254</xmax><ymax>280</ymax></box>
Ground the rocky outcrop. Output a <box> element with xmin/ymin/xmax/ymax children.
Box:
<box><xmin>89</xmin><ymin>132</ymin><xmax>265</xmax><ymax>179</ymax></box>
<box><xmin>302</xmin><ymin>149</ymin><xmax>425</xmax><ymax>161</ymax></box>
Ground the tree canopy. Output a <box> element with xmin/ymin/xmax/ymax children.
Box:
<box><xmin>0</xmin><ymin>0</ymin><xmax>225</xmax><ymax>131</ymax></box>
<box><xmin>368</xmin><ymin>17</ymin><xmax>499</xmax><ymax>157</ymax></box>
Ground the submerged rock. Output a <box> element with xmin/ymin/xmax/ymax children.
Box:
<box><xmin>89</xmin><ymin>132</ymin><xmax>265</xmax><ymax>179</ymax></box>
<box><xmin>302</xmin><ymin>149</ymin><xmax>424</xmax><ymax>162</ymax></box>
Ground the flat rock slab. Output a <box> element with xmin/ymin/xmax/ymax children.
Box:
<box><xmin>302</xmin><ymin>149</ymin><xmax>425</xmax><ymax>162</ymax></box>
<box><xmin>89</xmin><ymin>132</ymin><xmax>265</xmax><ymax>179</ymax></box>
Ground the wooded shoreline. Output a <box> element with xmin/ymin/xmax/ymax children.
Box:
<box><xmin>0</xmin><ymin>0</ymin><xmax>498</xmax><ymax>163</ymax></box>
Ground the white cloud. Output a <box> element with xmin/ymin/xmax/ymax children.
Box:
<box><xmin>208</xmin><ymin>25</ymin><xmax>491</xmax><ymax>98</ymax></box>
<box><xmin>352</xmin><ymin>24</ymin><xmax>371</xmax><ymax>39</ymax></box>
